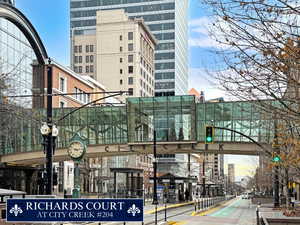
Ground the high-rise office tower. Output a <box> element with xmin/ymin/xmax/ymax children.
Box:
<box><xmin>70</xmin><ymin>0</ymin><xmax>189</xmax><ymax>96</ymax></box>
<box><xmin>228</xmin><ymin>164</ymin><xmax>235</xmax><ymax>184</ymax></box>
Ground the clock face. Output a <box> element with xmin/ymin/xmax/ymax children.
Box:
<box><xmin>68</xmin><ymin>141</ymin><xmax>85</xmax><ymax>159</ymax></box>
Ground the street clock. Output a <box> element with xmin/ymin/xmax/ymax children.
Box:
<box><xmin>68</xmin><ymin>133</ymin><xmax>86</xmax><ymax>161</ymax></box>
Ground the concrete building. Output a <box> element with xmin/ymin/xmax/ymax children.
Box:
<box><xmin>228</xmin><ymin>163</ymin><xmax>235</xmax><ymax>185</ymax></box>
<box><xmin>72</xmin><ymin>9</ymin><xmax>156</xmax><ymax>102</ymax></box>
<box><xmin>70</xmin><ymin>0</ymin><xmax>189</xmax><ymax>96</ymax></box>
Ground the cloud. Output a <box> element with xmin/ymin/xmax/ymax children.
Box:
<box><xmin>189</xmin><ymin>67</ymin><xmax>228</xmax><ymax>100</ymax></box>
<box><xmin>189</xmin><ymin>16</ymin><xmax>227</xmax><ymax>49</ymax></box>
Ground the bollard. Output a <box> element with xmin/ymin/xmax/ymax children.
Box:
<box><xmin>256</xmin><ymin>202</ymin><xmax>261</xmax><ymax>225</ymax></box>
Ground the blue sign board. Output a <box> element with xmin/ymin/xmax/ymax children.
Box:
<box><xmin>7</xmin><ymin>199</ymin><xmax>143</xmax><ymax>222</ymax></box>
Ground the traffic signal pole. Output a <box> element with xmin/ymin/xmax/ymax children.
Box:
<box><xmin>273</xmin><ymin>124</ymin><xmax>280</xmax><ymax>208</ymax></box>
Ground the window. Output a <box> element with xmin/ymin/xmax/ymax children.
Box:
<box><xmin>86</xmin><ymin>65</ymin><xmax>90</xmax><ymax>73</ymax></box>
<box><xmin>74</xmin><ymin>66</ymin><xmax>78</xmax><ymax>72</ymax></box>
<box><xmin>128</xmin><ymin>55</ymin><xmax>133</xmax><ymax>63</ymax></box>
<box><xmin>128</xmin><ymin>32</ymin><xmax>133</xmax><ymax>40</ymax></box>
<box><xmin>59</xmin><ymin>77</ymin><xmax>65</xmax><ymax>92</ymax></box>
<box><xmin>74</xmin><ymin>56</ymin><xmax>78</xmax><ymax>63</ymax></box>
<box><xmin>90</xmin><ymin>65</ymin><xmax>94</xmax><ymax>73</ymax></box>
<box><xmin>78</xmin><ymin>66</ymin><xmax>82</xmax><ymax>73</ymax></box>
<box><xmin>90</xmin><ymin>45</ymin><xmax>94</xmax><ymax>52</ymax></box>
<box><xmin>128</xmin><ymin>43</ymin><xmax>133</xmax><ymax>51</ymax></box>
<box><xmin>90</xmin><ymin>55</ymin><xmax>94</xmax><ymax>63</ymax></box>
<box><xmin>78</xmin><ymin>45</ymin><xmax>82</xmax><ymax>53</ymax></box>
<box><xmin>74</xmin><ymin>46</ymin><xmax>78</xmax><ymax>53</ymax></box>
<box><xmin>120</xmin><ymin>35</ymin><xmax>122</xmax><ymax>41</ymax></box>
<box><xmin>120</xmin><ymin>69</ymin><xmax>123</xmax><ymax>74</ymax></box>
<box><xmin>120</xmin><ymin>79</ymin><xmax>123</xmax><ymax>85</ymax></box>
<box><xmin>128</xmin><ymin>88</ymin><xmax>133</xmax><ymax>96</ymax></box>
<box><xmin>120</xmin><ymin>46</ymin><xmax>123</xmax><ymax>52</ymax></box>
<box><xmin>128</xmin><ymin>77</ymin><xmax>133</xmax><ymax>85</ymax></box>
<box><xmin>120</xmin><ymin>58</ymin><xmax>123</xmax><ymax>63</ymax></box>
<box><xmin>86</xmin><ymin>55</ymin><xmax>90</xmax><ymax>63</ymax></box>
<box><xmin>86</xmin><ymin>45</ymin><xmax>89</xmax><ymax>52</ymax></box>
<box><xmin>128</xmin><ymin>66</ymin><xmax>133</xmax><ymax>74</ymax></box>
<box><xmin>78</xmin><ymin>56</ymin><xmax>82</xmax><ymax>63</ymax></box>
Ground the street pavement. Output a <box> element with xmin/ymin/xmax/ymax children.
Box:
<box><xmin>166</xmin><ymin>197</ymin><xmax>256</xmax><ymax>225</ymax></box>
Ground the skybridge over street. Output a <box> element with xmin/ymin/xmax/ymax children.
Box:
<box><xmin>0</xmin><ymin>95</ymin><xmax>274</xmax><ymax>165</ymax></box>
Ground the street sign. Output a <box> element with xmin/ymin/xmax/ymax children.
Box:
<box><xmin>7</xmin><ymin>199</ymin><xmax>143</xmax><ymax>222</ymax></box>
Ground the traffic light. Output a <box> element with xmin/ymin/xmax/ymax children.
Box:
<box><xmin>205</xmin><ymin>126</ymin><xmax>214</xmax><ymax>143</ymax></box>
<box><xmin>271</xmin><ymin>152</ymin><xmax>281</xmax><ymax>163</ymax></box>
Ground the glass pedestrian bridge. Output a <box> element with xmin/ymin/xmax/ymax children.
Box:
<box><xmin>0</xmin><ymin>95</ymin><xmax>275</xmax><ymax>158</ymax></box>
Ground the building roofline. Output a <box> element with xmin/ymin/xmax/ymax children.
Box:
<box><xmin>134</xmin><ymin>18</ymin><xmax>157</xmax><ymax>45</ymax></box>
<box><xmin>51</xmin><ymin>60</ymin><xmax>99</xmax><ymax>89</ymax></box>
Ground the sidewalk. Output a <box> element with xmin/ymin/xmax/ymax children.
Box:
<box><xmin>258</xmin><ymin>203</ymin><xmax>300</xmax><ymax>224</ymax></box>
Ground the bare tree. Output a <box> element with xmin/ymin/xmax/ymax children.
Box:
<box><xmin>200</xmin><ymin>0</ymin><xmax>300</xmax><ymax>207</ymax></box>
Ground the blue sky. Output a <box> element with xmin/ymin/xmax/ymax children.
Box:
<box><xmin>16</xmin><ymin>0</ymin><xmax>223</xmax><ymax>98</ymax></box>
<box><xmin>15</xmin><ymin>0</ymin><xmax>258</xmax><ymax>180</ymax></box>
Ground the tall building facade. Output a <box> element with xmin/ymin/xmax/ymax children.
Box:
<box><xmin>70</xmin><ymin>0</ymin><xmax>189</xmax><ymax>96</ymax></box>
<box><xmin>228</xmin><ymin>164</ymin><xmax>235</xmax><ymax>184</ymax></box>
<box><xmin>73</xmin><ymin>9</ymin><xmax>156</xmax><ymax>102</ymax></box>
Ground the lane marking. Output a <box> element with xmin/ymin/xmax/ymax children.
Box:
<box><xmin>167</xmin><ymin>221</ymin><xmax>187</xmax><ymax>225</ymax></box>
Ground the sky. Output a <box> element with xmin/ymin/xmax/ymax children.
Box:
<box><xmin>15</xmin><ymin>0</ymin><xmax>258</xmax><ymax>181</ymax></box>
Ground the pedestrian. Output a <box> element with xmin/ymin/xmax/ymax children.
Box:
<box><xmin>185</xmin><ymin>189</ymin><xmax>189</xmax><ymax>201</ymax></box>
<box><xmin>291</xmin><ymin>194</ymin><xmax>295</xmax><ymax>208</ymax></box>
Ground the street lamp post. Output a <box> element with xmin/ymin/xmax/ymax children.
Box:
<box><xmin>152</xmin><ymin>130</ymin><xmax>158</xmax><ymax>225</ymax></box>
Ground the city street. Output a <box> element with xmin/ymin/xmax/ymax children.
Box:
<box><xmin>163</xmin><ymin>197</ymin><xmax>256</xmax><ymax>225</ymax></box>
<box><xmin>70</xmin><ymin>197</ymin><xmax>256</xmax><ymax>225</ymax></box>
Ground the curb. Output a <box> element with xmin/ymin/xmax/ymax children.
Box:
<box><xmin>145</xmin><ymin>201</ymin><xmax>194</xmax><ymax>215</ymax></box>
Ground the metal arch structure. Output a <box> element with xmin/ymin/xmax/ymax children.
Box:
<box><xmin>0</xmin><ymin>3</ymin><xmax>48</xmax><ymax>64</ymax></box>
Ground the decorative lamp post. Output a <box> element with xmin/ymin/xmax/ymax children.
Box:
<box><xmin>40</xmin><ymin>122</ymin><xmax>59</xmax><ymax>194</ymax></box>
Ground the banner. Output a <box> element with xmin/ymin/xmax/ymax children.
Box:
<box><xmin>6</xmin><ymin>199</ymin><xmax>143</xmax><ymax>222</ymax></box>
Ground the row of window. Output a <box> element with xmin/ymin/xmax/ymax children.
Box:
<box><xmin>74</xmin><ymin>65</ymin><xmax>94</xmax><ymax>73</ymax></box>
<box><xmin>141</xmin><ymin>57</ymin><xmax>153</xmax><ymax>75</ymax></box>
<box><xmin>74</xmin><ymin>87</ymin><xmax>91</xmax><ymax>104</ymax></box>
<box><xmin>155</xmin><ymin>62</ymin><xmax>175</xmax><ymax>70</ymax></box>
<box><xmin>71</xmin><ymin>13</ymin><xmax>175</xmax><ymax>28</ymax></box>
<box><xmin>148</xmin><ymin>23</ymin><xmax>175</xmax><ymax>31</ymax></box>
<box><xmin>120</xmin><ymin>54</ymin><xmax>134</xmax><ymax>63</ymax></box>
<box><xmin>153</xmin><ymin>32</ymin><xmax>175</xmax><ymax>41</ymax></box>
<box><xmin>155</xmin><ymin>52</ymin><xmax>175</xmax><ymax>60</ymax></box>
<box><xmin>74</xmin><ymin>55</ymin><xmax>94</xmax><ymax>63</ymax></box>
<box><xmin>120</xmin><ymin>66</ymin><xmax>134</xmax><ymax>74</ymax></box>
<box><xmin>71</xmin><ymin>3</ymin><xmax>174</xmax><ymax>17</ymax></box>
<box><xmin>155</xmin><ymin>72</ymin><xmax>175</xmax><ymax>80</ymax></box>
<box><xmin>140</xmin><ymin>79</ymin><xmax>153</xmax><ymax>95</ymax></box>
<box><xmin>71</xmin><ymin>0</ymin><xmax>165</xmax><ymax>8</ymax></box>
<box><xmin>155</xmin><ymin>81</ymin><xmax>175</xmax><ymax>90</ymax></box>
<box><xmin>140</xmin><ymin>68</ymin><xmax>154</xmax><ymax>86</ymax></box>
<box><xmin>156</xmin><ymin>42</ymin><xmax>175</xmax><ymax>51</ymax></box>
<box><xmin>120</xmin><ymin>32</ymin><xmax>133</xmax><ymax>41</ymax></box>
<box><xmin>74</xmin><ymin>45</ymin><xmax>94</xmax><ymax>53</ymax></box>
<box><xmin>120</xmin><ymin>43</ymin><xmax>134</xmax><ymax>52</ymax></box>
